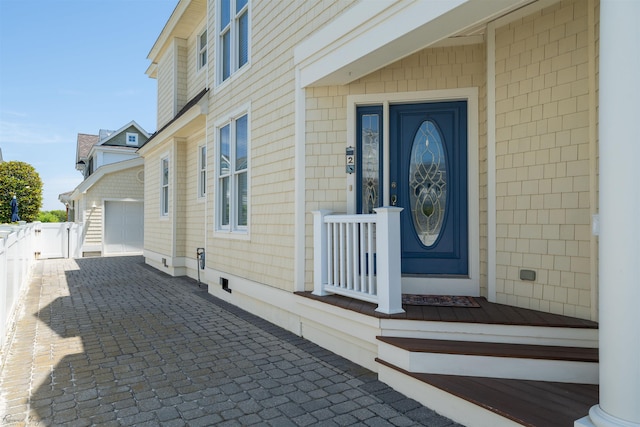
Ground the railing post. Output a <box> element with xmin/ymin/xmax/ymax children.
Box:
<box><xmin>373</xmin><ymin>207</ymin><xmax>404</xmax><ymax>314</ymax></box>
<box><xmin>312</xmin><ymin>210</ymin><xmax>332</xmax><ymax>296</ymax></box>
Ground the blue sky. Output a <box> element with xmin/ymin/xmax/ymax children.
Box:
<box><xmin>0</xmin><ymin>0</ymin><xmax>177</xmax><ymax>210</ymax></box>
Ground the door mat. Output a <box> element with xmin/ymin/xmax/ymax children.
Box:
<box><xmin>401</xmin><ymin>294</ymin><xmax>480</xmax><ymax>307</ymax></box>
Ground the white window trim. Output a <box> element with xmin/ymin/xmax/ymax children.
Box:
<box><xmin>197</xmin><ymin>27</ymin><xmax>208</xmax><ymax>71</ymax></box>
<box><xmin>198</xmin><ymin>144</ymin><xmax>207</xmax><ymax>199</ymax></box>
<box><xmin>214</xmin><ymin>105</ymin><xmax>250</xmax><ymax>237</ymax></box>
<box><xmin>126</xmin><ymin>132</ymin><xmax>138</xmax><ymax>146</ymax></box>
<box><xmin>216</xmin><ymin>0</ymin><xmax>250</xmax><ymax>86</ymax></box>
<box><xmin>160</xmin><ymin>156</ymin><xmax>169</xmax><ymax>217</ymax></box>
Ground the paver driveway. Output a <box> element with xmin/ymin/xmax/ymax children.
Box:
<box><xmin>0</xmin><ymin>256</ymin><xmax>460</xmax><ymax>426</ymax></box>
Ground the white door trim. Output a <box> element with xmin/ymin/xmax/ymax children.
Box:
<box><xmin>347</xmin><ymin>87</ymin><xmax>480</xmax><ymax>296</ymax></box>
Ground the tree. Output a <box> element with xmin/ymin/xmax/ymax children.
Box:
<box><xmin>0</xmin><ymin>161</ymin><xmax>43</xmax><ymax>223</ymax></box>
<box><xmin>37</xmin><ymin>210</ymin><xmax>67</xmax><ymax>223</ymax></box>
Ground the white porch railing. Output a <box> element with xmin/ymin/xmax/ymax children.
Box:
<box><xmin>312</xmin><ymin>207</ymin><xmax>404</xmax><ymax>314</ymax></box>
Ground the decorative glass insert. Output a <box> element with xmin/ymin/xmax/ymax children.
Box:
<box><xmin>409</xmin><ymin>121</ymin><xmax>447</xmax><ymax>247</ymax></box>
<box><xmin>361</xmin><ymin>114</ymin><xmax>380</xmax><ymax>214</ymax></box>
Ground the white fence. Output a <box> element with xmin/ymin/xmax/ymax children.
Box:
<box><xmin>0</xmin><ymin>223</ymin><xmax>37</xmax><ymax>352</ymax></box>
<box><xmin>312</xmin><ymin>207</ymin><xmax>404</xmax><ymax>314</ymax></box>
<box><xmin>0</xmin><ymin>222</ymin><xmax>83</xmax><ymax>352</ymax></box>
<box><xmin>35</xmin><ymin>222</ymin><xmax>83</xmax><ymax>259</ymax></box>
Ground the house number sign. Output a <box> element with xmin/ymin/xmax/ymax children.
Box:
<box><xmin>345</xmin><ymin>146</ymin><xmax>355</xmax><ymax>174</ymax></box>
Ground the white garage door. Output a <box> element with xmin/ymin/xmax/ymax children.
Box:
<box><xmin>104</xmin><ymin>201</ymin><xmax>143</xmax><ymax>255</ymax></box>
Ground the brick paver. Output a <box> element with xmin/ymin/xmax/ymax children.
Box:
<box><xmin>0</xmin><ymin>256</ymin><xmax>460</xmax><ymax>426</ymax></box>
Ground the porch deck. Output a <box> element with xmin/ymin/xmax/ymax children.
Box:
<box><xmin>296</xmin><ymin>291</ymin><xmax>599</xmax><ymax>426</ymax></box>
<box><xmin>296</xmin><ymin>292</ymin><xmax>598</xmax><ymax>328</ymax></box>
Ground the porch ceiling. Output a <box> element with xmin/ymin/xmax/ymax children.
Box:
<box><xmin>295</xmin><ymin>0</ymin><xmax>537</xmax><ymax>88</ymax></box>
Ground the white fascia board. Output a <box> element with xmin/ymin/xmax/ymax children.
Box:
<box><xmin>296</xmin><ymin>0</ymin><xmax>531</xmax><ymax>87</ymax></box>
<box><xmin>147</xmin><ymin>0</ymin><xmax>188</xmax><ymax>63</ymax></box>
<box><xmin>87</xmin><ymin>145</ymin><xmax>138</xmax><ymax>163</ymax></box>
<box><xmin>146</xmin><ymin>62</ymin><xmax>158</xmax><ymax>79</ymax></box>
<box><xmin>294</xmin><ymin>0</ymin><xmax>396</xmax><ymax>65</ymax></box>
<box><xmin>71</xmin><ymin>157</ymin><xmax>144</xmax><ymax>198</ymax></box>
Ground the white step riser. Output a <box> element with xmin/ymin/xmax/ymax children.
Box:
<box><xmin>379</xmin><ymin>342</ymin><xmax>599</xmax><ymax>384</ymax></box>
<box><xmin>381</xmin><ymin>320</ymin><xmax>599</xmax><ymax>348</ymax></box>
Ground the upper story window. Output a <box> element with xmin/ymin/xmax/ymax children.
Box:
<box><xmin>161</xmin><ymin>157</ymin><xmax>169</xmax><ymax>216</ymax></box>
<box><xmin>217</xmin><ymin>113</ymin><xmax>248</xmax><ymax>231</ymax></box>
<box><xmin>198</xmin><ymin>145</ymin><xmax>207</xmax><ymax>198</ymax></box>
<box><xmin>126</xmin><ymin>132</ymin><xmax>138</xmax><ymax>146</ymax></box>
<box><xmin>218</xmin><ymin>0</ymin><xmax>249</xmax><ymax>83</ymax></box>
<box><xmin>198</xmin><ymin>28</ymin><xmax>207</xmax><ymax>70</ymax></box>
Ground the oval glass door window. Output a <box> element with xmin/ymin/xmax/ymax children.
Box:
<box><xmin>409</xmin><ymin>120</ymin><xmax>447</xmax><ymax>247</ymax></box>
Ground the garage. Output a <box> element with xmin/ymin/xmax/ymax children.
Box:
<box><xmin>104</xmin><ymin>201</ymin><xmax>143</xmax><ymax>255</ymax></box>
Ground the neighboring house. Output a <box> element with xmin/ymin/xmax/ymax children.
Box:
<box><xmin>140</xmin><ymin>1</ymin><xmax>639</xmax><ymax>426</ymax></box>
<box><xmin>60</xmin><ymin>121</ymin><xmax>148</xmax><ymax>257</ymax></box>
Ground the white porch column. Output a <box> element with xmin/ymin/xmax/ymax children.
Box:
<box><xmin>576</xmin><ymin>1</ymin><xmax>640</xmax><ymax>426</ymax></box>
<box><xmin>374</xmin><ymin>207</ymin><xmax>404</xmax><ymax>315</ymax></box>
<box><xmin>312</xmin><ymin>210</ymin><xmax>332</xmax><ymax>296</ymax></box>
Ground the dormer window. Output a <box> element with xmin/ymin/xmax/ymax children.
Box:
<box><xmin>198</xmin><ymin>29</ymin><xmax>208</xmax><ymax>70</ymax></box>
<box><xmin>126</xmin><ymin>132</ymin><xmax>138</xmax><ymax>146</ymax></box>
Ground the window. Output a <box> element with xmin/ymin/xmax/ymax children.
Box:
<box><xmin>198</xmin><ymin>145</ymin><xmax>207</xmax><ymax>198</ymax></box>
<box><xmin>198</xmin><ymin>28</ymin><xmax>207</xmax><ymax>70</ymax></box>
<box><xmin>161</xmin><ymin>157</ymin><xmax>169</xmax><ymax>216</ymax></box>
<box><xmin>126</xmin><ymin>132</ymin><xmax>138</xmax><ymax>146</ymax></box>
<box><xmin>217</xmin><ymin>113</ymin><xmax>248</xmax><ymax>231</ymax></box>
<box><xmin>218</xmin><ymin>0</ymin><xmax>249</xmax><ymax>83</ymax></box>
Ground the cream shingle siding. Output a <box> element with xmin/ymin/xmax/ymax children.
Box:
<box><xmin>143</xmin><ymin>145</ymin><xmax>174</xmax><ymax>255</ymax></box>
<box><xmin>494</xmin><ymin>0</ymin><xmax>596</xmax><ymax>319</ymax></box>
<box><xmin>207</xmin><ymin>1</ymin><xmax>351</xmax><ymax>291</ymax></box>
<box><xmin>157</xmin><ymin>42</ymin><xmax>177</xmax><ymax>129</ymax></box>
<box><xmin>185</xmin><ymin>19</ymin><xmax>207</xmax><ymax>102</ymax></box>
<box><xmin>304</xmin><ymin>44</ymin><xmax>488</xmax><ymax>291</ymax></box>
<box><xmin>146</xmin><ymin>0</ymin><xmax>598</xmax><ymax>321</ymax></box>
<box><xmin>176</xmin><ymin>39</ymin><xmax>188</xmax><ymax>115</ymax></box>
<box><xmin>142</xmin><ymin>134</ymin><xmax>207</xmax><ymax>260</ymax></box>
<box><xmin>181</xmin><ymin>133</ymin><xmax>207</xmax><ymax>255</ymax></box>
<box><xmin>145</xmin><ymin>1</ymin><xmax>353</xmax><ymax>288</ymax></box>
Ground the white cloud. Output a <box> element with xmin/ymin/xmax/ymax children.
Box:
<box><xmin>0</xmin><ymin>119</ymin><xmax>66</xmax><ymax>145</ymax></box>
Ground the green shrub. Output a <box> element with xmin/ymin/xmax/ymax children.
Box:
<box><xmin>0</xmin><ymin>161</ymin><xmax>43</xmax><ymax>223</ymax></box>
<box><xmin>38</xmin><ymin>210</ymin><xmax>67</xmax><ymax>223</ymax></box>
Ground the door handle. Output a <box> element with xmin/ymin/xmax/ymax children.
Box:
<box><xmin>391</xmin><ymin>195</ymin><xmax>397</xmax><ymax>206</ymax></box>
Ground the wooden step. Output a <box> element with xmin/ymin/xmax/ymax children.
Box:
<box><xmin>377</xmin><ymin>358</ymin><xmax>598</xmax><ymax>427</ymax></box>
<box><xmin>377</xmin><ymin>336</ymin><xmax>599</xmax><ymax>383</ymax></box>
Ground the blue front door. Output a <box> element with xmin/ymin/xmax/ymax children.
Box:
<box><xmin>389</xmin><ymin>102</ymin><xmax>468</xmax><ymax>275</ymax></box>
